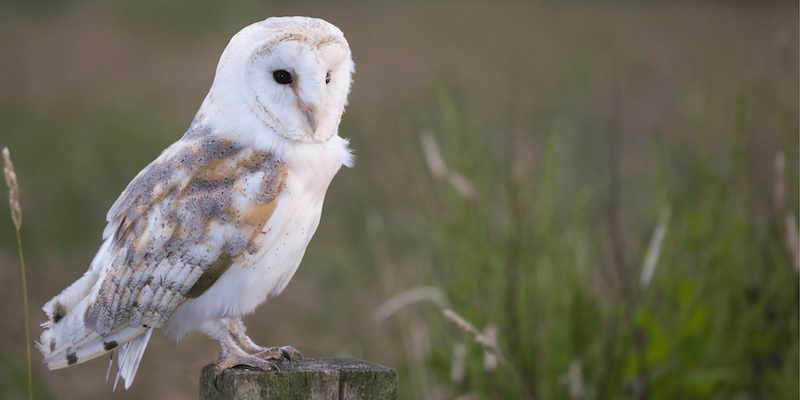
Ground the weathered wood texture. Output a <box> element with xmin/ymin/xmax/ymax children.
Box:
<box><xmin>200</xmin><ymin>358</ymin><xmax>398</xmax><ymax>400</ymax></box>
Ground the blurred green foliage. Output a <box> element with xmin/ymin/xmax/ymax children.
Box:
<box><xmin>0</xmin><ymin>357</ymin><xmax>53</xmax><ymax>400</ymax></box>
<box><xmin>394</xmin><ymin>80</ymin><xmax>799</xmax><ymax>399</ymax></box>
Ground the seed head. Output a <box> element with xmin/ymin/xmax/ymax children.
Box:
<box><xmin>3</xmin><ymin>147</ymin><xmax>21</xmax><ymax>230</ymax></box>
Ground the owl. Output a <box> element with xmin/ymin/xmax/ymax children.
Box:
<box><xmin>36</xmin><ymin>16</ymin><xmax>355</xmax><ymax>390</ymax></box>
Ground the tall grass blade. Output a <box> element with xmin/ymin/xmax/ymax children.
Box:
<box><xmin>4</xmin><ymin>147</ymin><xmax>32</xmax><ymax>400</ymax></box>
<box><xmin>373</xmin><ymin>286</ymin><xmax>451</xmax><ymax>322</ymax></box>
<box><xmin>640</xmin><ymin>206</ymin><xmax>671</xmax><ymax>289</ymax></box>
<box><xmin>443</xmin><ymin>308</ymin><xmax>535</xmax><ymax>400</ymax></box>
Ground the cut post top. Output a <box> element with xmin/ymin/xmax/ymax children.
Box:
<box><xmin>200</xmin><ymin>357</ymin><xmax>398</xmax><ymax>400</ymax></box>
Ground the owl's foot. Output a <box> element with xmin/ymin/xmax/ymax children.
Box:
<box><xmin>254</xmin><ymin>346</ymin><xmax>304</xmax><ymax>367</ymax></box>
<box><xmin>214</xmin><ymin>335</ymin><xmax>280</xmax><ymax>380</ymax></box>
<box><xmin>228</xmin><ymin>319</ymin><xmax>304</xmax><ymax>367</ymax></box>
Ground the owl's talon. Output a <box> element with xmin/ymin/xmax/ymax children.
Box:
<box><xmin>212</xmin><ymin>369</ymin><xmax>224</xmax><ymax>392</ymax></box>
<box><xmin>253</xmin><ymin>347</ymin><xmax>282</xmax><ymax>360</ymax></box>
<box><xmin>269</xmin><ymin>361</ymin><xmax>281</xmax><ymax>373</ymax></box>
<box><xmin>249</xmin><ymin>345</ymin><xmax>302</xmax><ymax>367</ymax></box>
<box><xmin>280</xmin><ymin>348</ymin><xmax>292</xmax><ymax>364</ymax></box>
<box><xmin>281</xmin><ymin>346</ymin><xmax>304</xmax><ymax>362</ymax></box>
<box><xmin>213</xmin><ymin>346</ymin><xmax>281</xmax><ymax>381</ymax></box>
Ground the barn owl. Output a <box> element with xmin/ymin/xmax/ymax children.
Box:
<box><xmin>36</xmin><ymin>16</ymin><xmax>354</xmax><ymax>390</ymax></box>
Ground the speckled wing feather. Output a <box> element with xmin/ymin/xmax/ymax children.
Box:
<box><xmin>86</xmin><ymin>129</ymin><xmax>286</xmax><ymax>336</ymax></box>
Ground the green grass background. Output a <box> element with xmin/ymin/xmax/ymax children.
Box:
<box><xmin>0</xmin><ymin>1</ymin><xmax>797</xmax><ymax>399</ymax></box>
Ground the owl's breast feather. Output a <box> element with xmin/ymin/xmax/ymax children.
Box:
<box><xmin>164</xmin><ymin>142</ymin><xmax>344</xmax><ymax>339</ymax></box>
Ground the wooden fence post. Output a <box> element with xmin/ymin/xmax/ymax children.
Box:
<box><xmin>199</xmin><ymin>358</ymin><xmax>398</xmax><ymax>400</ymax></box>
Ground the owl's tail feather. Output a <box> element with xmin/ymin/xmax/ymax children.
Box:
<box><xmin>36</xmin><ymin>240</ymin><xmax>154</xmax><ymax>383</ymax></box>
<box><xmin>111</xmin><ymin>327</ymin><xmax>153</xmax><ymax>391</ymax></box>
<box><xmin>40</xmin><ymin>241</ymin><xmax>113</xmax><ymax>331</ymax></box>
<box><xmin>36</xmin><ymin>296</ymin><xmax>149</xmax><ymax>372</ymax></box>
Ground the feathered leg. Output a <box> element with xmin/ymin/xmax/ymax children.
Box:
<box><xmin>228</xmin><ymin>318</ymin><xmax>303</xmax><ymax>366</ymax></box>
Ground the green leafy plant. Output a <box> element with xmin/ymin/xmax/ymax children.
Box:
<box><xmin>379</xmin><ymin>81</ymin><xmax>798</xmax><ymax>400</ymax></box>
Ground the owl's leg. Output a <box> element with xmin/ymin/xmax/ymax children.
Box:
<box><xmin>229</xmin><ymin>318</ymin><xmax>304</xmax><ymax>366</ymax></box>
<box><xmin>202</xmin><ymin>318</ymin><xmax>280</xmax><ymax>379</ymax></box>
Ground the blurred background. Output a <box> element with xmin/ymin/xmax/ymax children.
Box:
<box><xmin>0</xmin><ymin>1</ymin><xmax>797</xmax><ymax>399</ymax></box>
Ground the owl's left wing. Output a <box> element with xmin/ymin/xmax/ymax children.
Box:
<box><xmin>85</xmin><ymin>134</ymin><xmax>286</xmax><ymax>337</ymax></box>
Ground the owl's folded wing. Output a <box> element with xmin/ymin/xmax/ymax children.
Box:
<box><xmin>86</xmin><ymin>133</ymin><xmax>286</xmax><ymax>336</ymax></box>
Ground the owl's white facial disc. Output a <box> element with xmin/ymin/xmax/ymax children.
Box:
<box><xmin>201</xmin><ymin>17</ymin><xmax>353</xmax><ymax>144</ymax></box>
<box><xmin>245</xmin><ymin>36</ymin><xmax>351</xmax><ymax>143</ymax></box>
<box><xmin>210</xmin><ymin>17</ymin><xmax>353</xmax><ymax>144</ymax></box>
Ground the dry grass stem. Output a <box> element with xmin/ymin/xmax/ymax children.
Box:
<box><xmin>443</xmin><ymin>309</ymin><xmax>535</xmax><ymax>400</ymax></box>
<box><xmin>374</xmin><ymin>286</ymin><xmax>451</xmax><ymax>322</ymax></box>
<box><xmin>3</xmin><ymin>146</ymin><xmax>32</xmax><ymax>400</ymax></box>
<box><xmin>410</xmin><ymin>317</ymin><xmax>432</xmax><ymax>365</ymax></box>
<box><xmin>785</xmin><ymin>214</ymin><xmax>799</xmax><ymax>273</ymax></box>
<box><xmin>400</xmin><ymin>327</ymin><xmax>425</xmax><ymax>400</ymax></box>
<box><xmin>774</xmin><ymin>151</ymin><xmax>786</xmax><ymax>214</ymax></box>
<box><xmin>639</xmin><ymin>206</ymin><xmax>671</xmax><ymax>289</ymax></box>
<box><xmin>3</xmin><ymin>147</ymin><xmax>21</xmax><ymax>229</ymax></box>
<box><xmin>421</xmin><ymin>132</ymin><xmax>447</xmax><ymax>179</ymax></box>
<box><xmin>450</xmin><ymin>341</ymin><xmax>466</xmax><ymax>383</ymax></box>
<box><xmin>607</xmin><ymin>49</ymin><xmax>631</xmax><ymax>306</ymax></box>
<box><xmin>420</xmin><ymin>132</ymin><xmax>476</xmax><ymax>201</ymax></box>
<box><xmin>443</xmin><ymin>309</ymin><xmax>498</xmax><ymax>355</ymax></box>
<box><xmin>446</xmin><ymin>174</ymin><xmax>476</xmax><ymax>202</ymax></box>
<box><xmin>558</xmin><ymin>359</ymin><xmax>584</xmax><ymax>400</ymax></box>
<box><xmin>773</xmin><ymin>150</ymin><xmax>798</xmax><ymax>273</ymax></box>
<box><xmin>482</xmin><ymin>323</ymin><xmax>498</xmax><ymax>371</ymax></box>
<box><xmin>407</xmin><ymin>316</ymin><xmax>435</xmax><ymax>400</ymax></box>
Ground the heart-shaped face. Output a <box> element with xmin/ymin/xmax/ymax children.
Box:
<box><xmin>204</xmin><ymin>16</ymin><xmax>354</xmax><ymax>144</ymax></box>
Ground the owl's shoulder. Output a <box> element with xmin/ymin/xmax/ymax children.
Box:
<box><xmin>104</xmin><ymin>128</ymin><xmax>287</xmax><ymax>241</ymax></box>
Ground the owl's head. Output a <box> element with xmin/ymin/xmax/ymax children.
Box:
<box><xmin>206</xmin><ymin>17</ymin><xmax>354</xmax><ymax>144</ymax></box>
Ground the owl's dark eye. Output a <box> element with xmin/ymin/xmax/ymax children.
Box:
<box><xmin>273</xmin><ymin>70</ymin><xmax>293</xmax><ymax>85</ymax></box>
<box><xmin>325</xmin><ymin>71</ymin><xmax>331</xmax><ymax>84</ymax></box>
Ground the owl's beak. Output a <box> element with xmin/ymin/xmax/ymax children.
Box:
<box><xmin>305</xmin><ymin>109</ymin><xmax>318</xmax><ymax>134</ymax></box>
<box><xmin>297</xmin><ymin>99</ymin><xmax>319</xmax><ymax>135</ymax></box>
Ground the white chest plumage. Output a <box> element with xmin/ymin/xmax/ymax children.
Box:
<box><xmin>166</xmin><ymin>146</ymin><xmax>344</xmax><ymax>338</ymax></box>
